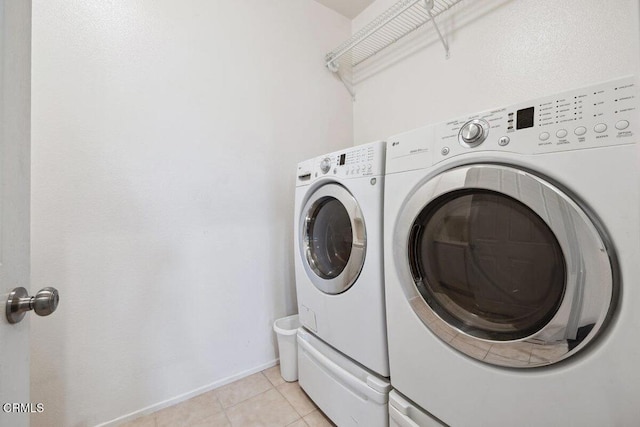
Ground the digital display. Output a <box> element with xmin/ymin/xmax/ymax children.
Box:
<box><xmin>339</xmin><ymin>154</ymin><xmax>346</xmax><ymax>165</ymax></box>
<box><xmin>516</xmin><ymin>107</ymin><xmax>535</xmax><ymax>129</ymax></box>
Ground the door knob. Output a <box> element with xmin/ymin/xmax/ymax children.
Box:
<box><xmin>6</xmin><ymin>287</ymin><xmax>59</xmax><ymax>324</ymax></box>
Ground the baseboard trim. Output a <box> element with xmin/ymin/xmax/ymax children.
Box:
<box><xmin>96</xmin><ymin>358</ymin><xmax>279</xmax><ymax>427</ymax></box>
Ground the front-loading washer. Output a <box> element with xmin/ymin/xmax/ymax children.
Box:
<box><xmin>294</xmin><ymin>141</ymin><xmax>390</xmax><ymax>426</ymax></box>
<box><xmin>384</xmin><ymin>76</ymin><xmax>640</xmax><ymax>426</ymax></box>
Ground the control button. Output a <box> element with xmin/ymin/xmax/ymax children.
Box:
<box><xmin>441</xmin><ymin>147</ymin><xmax>450</xmax><ymax>156</ymax></box>
<box><xmin>498</xmin><ymin>136</ymin><xmax>510</xmax><ymax>146</ymax></box>
<box><xmin>574</xmin><ymin>126</ymin><xmax>587</xmax><ymax>136</ymax></box>
<box><xmin>539</xmin><ymin>132</ymin><xmax>550</xmax><ymax>141</ymax></box>
<box><xmin>594</xmin><ymin>123</ymin><xmax>607</xmax><ymax>133</ymax></box>
<box><xmin>616</xmin><ymin>120</ymin><xmax>630</xmax><ymax>130</ymax></box>
<box><xmin>556</xmin><ymin>129</ymin><xmax>568</xmax><ymax>138</ymax></box>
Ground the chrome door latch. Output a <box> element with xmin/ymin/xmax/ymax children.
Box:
<box><xmin>6</xmin><ymin>287</ymin><xmax>59</xmax><ymax>324</ymax></box>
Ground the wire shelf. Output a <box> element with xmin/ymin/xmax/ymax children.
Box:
<box><xmin>325</xmin><ymin>0</ymin><xmax>462</xmax><ymax>98</ymax></box>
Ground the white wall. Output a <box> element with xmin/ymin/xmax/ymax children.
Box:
<box><xmin>30</xmin><ymin>1</ymin><xmax>352</xmax><ymax>426</ymax></box>
<box><xmin>352</xmin><ymin>0</ymin><xmax>640</xmax><ymax>144</ymax></box>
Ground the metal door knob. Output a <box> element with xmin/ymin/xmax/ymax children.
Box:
<box><xmin>6</xmin><ymin>287</ymin><xmax>59</xmax><ymax>324</ymax></box>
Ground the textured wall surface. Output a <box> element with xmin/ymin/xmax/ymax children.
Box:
<box><xmin>30</xmin><ymin>1</ymin><xmax>352</xmax><ymax>425</ymax></box>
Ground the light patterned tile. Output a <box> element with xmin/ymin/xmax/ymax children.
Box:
<box><xmin>276</xmin><ymin>382</ymin><xmax>316</xmax><ymax>417</ymax></box>
<box><xmin>529</xmin><ymin>342</ymin><xmax>569</xmax><ymax>365</ymax></box>
<box><xmin>483</xmin><ymin>351</ymin><xmax>531</xmax><ymax>367</ymax></box>
<box><xmin>449</xmin><ymin>336</ymin><xmax>490</xmax><ymax>360</ymax></box>
<box><xmin>303</xmin><ymin>410</ymin><xmax>335</xmax><ymax>427</ymax></box>
<box><xmin>154</xmin><ymin>405</ymin><xmax>193</xmax><ymax>427</ymax></box>
<box><xmin>188</xmin><ymin>411</ymin><xmax>231</xmax><ymax>427</ymax></box>
<box><xmin>263</xmin><ymin>365</ymin><xmax>285</xmax><ymax>387</ymax></box>
<box><xmin>215</xmin><ymin>372</ymin><xmax>273</xmax><ymax>408</ymax></box>
<box><xmin>486</xmin><ymin>342</ymin><xmax>533</xmax><ymax>364</ymax></box>
<box><xmin>452</xmin><ymin>334</ymin><xmax>493</xmax><ymax>351</ymax></box>
<box><xmin>155</xmin><ymin>391</ymin><xmax>223</xmax><ymax>427</ymax></box>
<box><xmin>119</xmin><ymin>414</ymin><xmax>157</xmax><ymax>427</ymax></box>
<box><xmin>286</xmin><ymin>420</ymin><xmax>309</xmax><ymax>427</ymax></box>
<box><xmin>225</xmin><ymin>388</ymin><xmax>300</xmax><ymax>427</ymax></box>
<box><xmin>429</xmin><ymin>322</ymin><xmax>457</xmax><ymax>343</ymax></box>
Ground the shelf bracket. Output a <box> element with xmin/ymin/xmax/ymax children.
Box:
<box><xmin>422</xmin><ymin>0</ymin><xmax>450</xmax><ymax>59</ymax></box>
<box><xmin>327</xmin><ymin>58</ymin><xmax>356</xmax><ymax>101</ymax></box>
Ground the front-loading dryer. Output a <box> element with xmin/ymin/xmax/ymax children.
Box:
<box><xmin>294</xmin><ymin>141</ymin><xmax>390</xmax><ymax>427</ymax></box>
<box><xmin>384</xmin><ymin>76</ymin><xmax>640</xmax><ymax>426</ymax></box>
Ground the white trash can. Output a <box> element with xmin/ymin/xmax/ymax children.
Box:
<box><xmin>273</xmin><ymin>314</ymin><xmax>300</xmax><ymax>382</ymax></box>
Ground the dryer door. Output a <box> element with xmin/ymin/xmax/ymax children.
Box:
<box><xmin>394</xmin><ymin>164</ymin><xmax>615</xmax><ymax>367</ymax></box>
<box><xmin>300</xmin><ymin>183</ymin><xmax>366</xmax><ymax>294</ymax></box>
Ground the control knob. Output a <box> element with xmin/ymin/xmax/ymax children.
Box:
<box><xmin>458</xmin><ymin>119</ymin><xmax>489</xmax><ymax>148</ymax></box>
<box><xmin>320</xmin><ymin>157</ymin><xmax>331</xmax><ymax>174</ymax></box>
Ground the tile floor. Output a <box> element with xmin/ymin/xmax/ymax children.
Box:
<box><xmin>119</xmin><ymin>365</ymin><xmax>336</xmax><ymax>427</ymax></box>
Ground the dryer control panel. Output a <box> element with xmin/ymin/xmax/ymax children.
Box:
<box><xmin>296</xmin><ymin>140</ymin><xmax>386</xmax><ymax>185</ymax></box>
<box><xmin>434</xmin><ymin>75</ymin><xmax>638</xmax><ymax>159</ymax></box>
<box><xmin>386</xmin><ymin>76</ymin><xmax>638</xmax><ymax>174</ymax></box>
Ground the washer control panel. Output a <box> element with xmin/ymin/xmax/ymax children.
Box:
<box><xmin>296</xmin><ymin>140</ymin><xmax>386</xmax><ymax>184</ymax></box>
<box><xmin>435</xmin><ymin>76</ymin><xmax>637</xmax><ymax>159</ymax></box>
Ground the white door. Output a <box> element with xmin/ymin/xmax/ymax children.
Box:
<box><xmin>0</xmin><ymin>1</ymin><xmax>32</xmax><ymax>426</ymax></box>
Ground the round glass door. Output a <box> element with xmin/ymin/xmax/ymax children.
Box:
<box><xmin>394</xmin><ymin>164</ymin><xmax>615</xmax><ymax>368</ymax></box>
<box><xmin>306</xmin><ymin>197</ymin><xmax>353</xmax><ymax>280</ymax></box>
<box><xmin>408</xmin><ymin>190</ymin><xmax>566</xmax><ymax>341</ymax></box>
<box><xmin>300</xmin><ymin>184</ymin><xmax>366</xmax><ymax>294</ymax></box>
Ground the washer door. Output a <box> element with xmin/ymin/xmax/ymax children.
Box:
<box><xmin>394</xmin><ymin>164</ymin><xmax>615</xmax><ymax>367</ymax></box>
<box><xmin>300</xmin><ymin>183</ymin><xmax>366</xmax><ymax>294</ymax></box>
